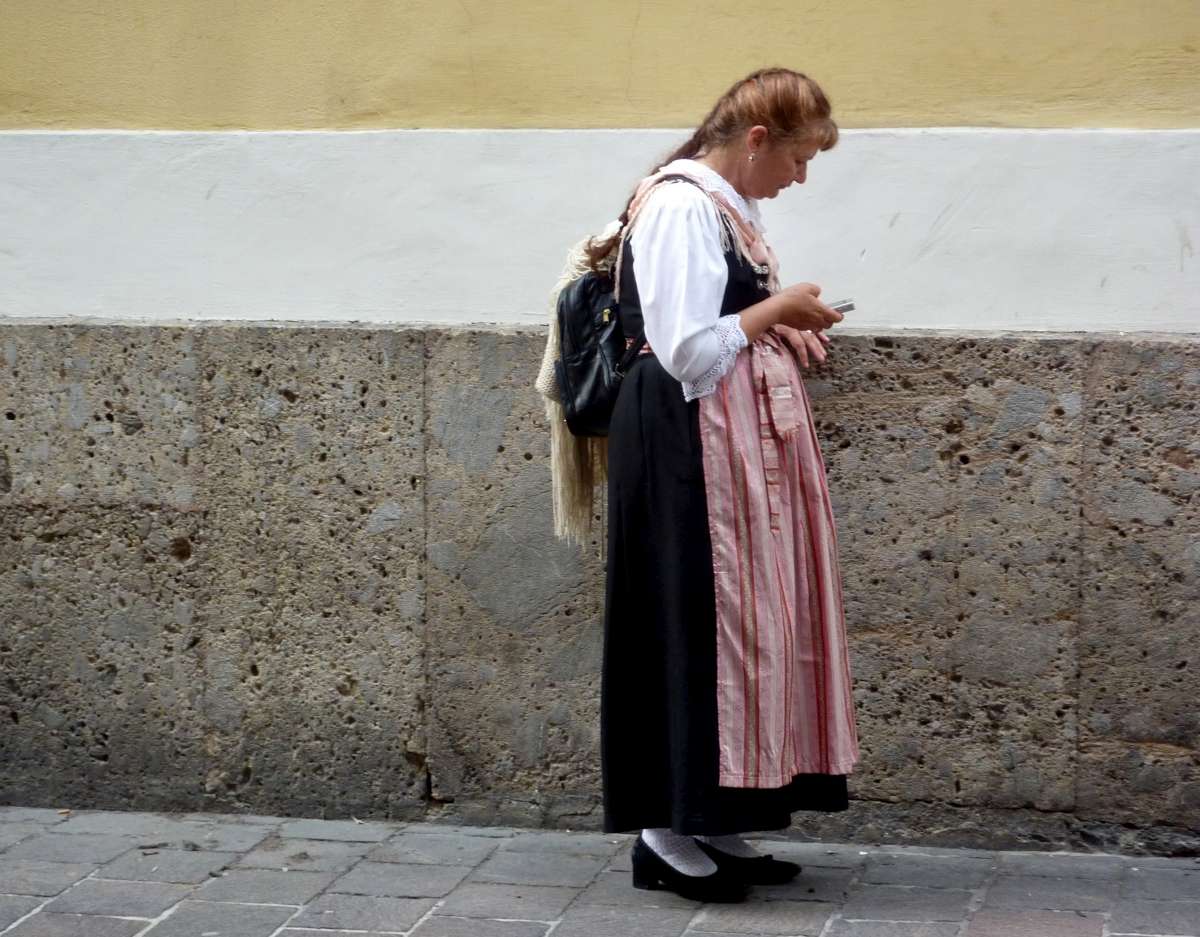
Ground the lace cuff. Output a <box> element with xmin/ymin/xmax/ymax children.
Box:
<box><xmin>683</xmin><ymin>316</ymin><xmax>748</xmax><ymax>401</ymax></box>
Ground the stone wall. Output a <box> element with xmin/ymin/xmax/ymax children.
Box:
<box><xmin>1</xmin><ymin>321</ymin><xmax>1197</xmax><ymax>854</ymax></box>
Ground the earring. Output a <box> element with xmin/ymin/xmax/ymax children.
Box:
<box><xmin>748</xmin><ymin>152</ymin><xmax>757</xmax><ymax>162</ymax></box>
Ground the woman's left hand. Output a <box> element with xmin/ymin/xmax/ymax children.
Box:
<box><xmin>775</xmin><ymin>325</ymin><xmax>831</xmax><ymax>368</ymax></box>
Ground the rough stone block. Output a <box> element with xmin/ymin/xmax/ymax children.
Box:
<box><xmin>817</xmin><ymin>335</ymin><xmax>1084</xmax><ymax>812</ymax></box>
<box><xmin>1076</xmin><ymin>337</ymin><xmax>1200</xmax><ymax>831</ymax></box>
<box><xmin>423</xmin><ymin>329</ymin><xmax>605</xmax><ymax>822</ymax></box>
<box><xmin>193</xmin><ymin>326</ymin><xmax>428</xmax><ymax>818</ymax></box>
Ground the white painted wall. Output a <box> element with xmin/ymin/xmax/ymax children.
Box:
<box><xmin>0</xmin><ymin>129</ymin><xmax>1196</xmax><ymax>331</ymax></box>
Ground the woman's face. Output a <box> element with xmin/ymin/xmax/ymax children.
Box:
<box><xmin>747</xmin><ymin>136</ymin><xmax>821</xmax><ymax>200</ymax></box>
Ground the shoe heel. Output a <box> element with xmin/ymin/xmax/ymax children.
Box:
<box><xmin>631</xmin><ymin>866</ymin><xmax>660</xmax><ymax>890</ymax></box>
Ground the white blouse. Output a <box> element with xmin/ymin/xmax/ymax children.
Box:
<box><xmin>628</xmin><ymin>159</ymin><xmax>759</xmax><ymax>401</ymax></box>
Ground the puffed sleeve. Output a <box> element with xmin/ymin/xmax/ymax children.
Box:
<box><xmin>629</xmin><ymin>183</ymin><xmax>749</xmax><ymax>401</ymax></box>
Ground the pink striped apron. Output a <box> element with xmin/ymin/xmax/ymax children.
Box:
<box><xmin>698</xmin><ymin>329</ymin><xmax>859</xmax><ymax>788</ymax></box>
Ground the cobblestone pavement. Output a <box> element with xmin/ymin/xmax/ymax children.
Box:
<box><xmin>1</xmin><ymin>808</ymin><xmax>1198</xmax><ymax>937</ymax></box>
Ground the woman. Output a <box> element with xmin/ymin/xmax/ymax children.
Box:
<box><xmin>599</xmin><ymin>68</ymin><xmax>860</xmax><ymax>903</ymax></box>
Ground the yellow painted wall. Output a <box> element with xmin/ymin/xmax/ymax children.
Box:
<box><xmin>2</xmin><ymin>0</ymin><xmax>1198</xmax><ymax>129</ymax></box>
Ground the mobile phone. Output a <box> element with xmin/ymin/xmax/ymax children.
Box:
<box><xmin>830</xmin><ymin>299</ymin><xmax>855</xmax><ymax>314</ymax></box>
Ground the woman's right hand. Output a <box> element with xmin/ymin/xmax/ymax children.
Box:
<box><xmin>738</xmin><ymin>282</ymin><xmax>844</xmax><ymax>343</ymax></box>
<box><xmin>774</xmin><ymin>283</ymin><xmax>843</xmax><ymax>332</ymax></box>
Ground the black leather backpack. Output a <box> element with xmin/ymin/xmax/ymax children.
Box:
<box><xmin>553</xmin><ymin>267</ymin><xmax>645</xmax><ymax>437</ymax></box>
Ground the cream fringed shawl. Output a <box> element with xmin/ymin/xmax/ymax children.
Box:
<box><xmin>534</xmin><ymin>223</ymin><xmax>619</xmax><ymax>547</ymax></box>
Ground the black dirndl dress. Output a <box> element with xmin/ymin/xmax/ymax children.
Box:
<box><xmin>601</xmin><ymin>231</ymin><xmax>850</xmax><ymax>836</ymax></box>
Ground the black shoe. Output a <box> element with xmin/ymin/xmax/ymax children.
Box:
<box><xmin>695</xmin><ymin>839</ymin><xmax>802</xmax><ymax>885</ymax></box>
<box><xmin>630</xmin><ymin>835</ymin><xmax>749</xmax><ymax>903</ymax></box>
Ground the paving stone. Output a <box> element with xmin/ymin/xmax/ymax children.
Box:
<box><xmin>763</xmin><ymin>842</ymin><xmax>872</xmax><ymax>869</ymax></box>
<box><xmin>498</xmin><ymin>832</ymin><xmax>626</xmax><ymax>856</ymax></box>
<box><xmin>0</xmin><ymin>859</ymin><xmax>94</xmax><ymax>896</ymax></box>
<box><xmin>0</xmin><ymin>809</ymin><xmax>69</xmax><ymax>825</ymax></box>
<box><xmin>434</xmin><ymin>882</ymin><xmax>579</xmax><ymax>920</ymax></box>
<box><xmin>178</xmin><ymin>812</ymin><xmax>289</xmax><ymax>826</ymax></box>
<box><xmin>874</xmin><ymin>846</ymin><xmax>997</xmax><ymax>862</ymax></box>
<box><xmin>965</xmin><ymin>909</ymin><xmax>1105</xmax><ymax>936</ymax></box>
<box><xmin>469</xmin><ymin>849</ymin><xmax>608</xmax><ymax>887</ymax></box>
<box><xmin>0</xmin><ymin>823</ymin><xmax>43</xmax><ymax>850</ymax></box>
<box><xmin>98</xmin><ymin>847</ymin><xmax>232</xmax><ymax>884</ymax></box>
<box><xmin>690</xmin><ymin>899</ymin><xmax>835</xmax><ymax>935</ymax></box>
<box><xmin>553</xmin><ymin>903</ymin><xmax>695</xmax><ymax>937</ymax></box>
<box><xmin>53</xmin><ymin>812</ymin><xmax>195</xmax><ymax>840</ymax></box>
<box><xmin>411</xmin><ymin>917</ymin><xmax>550</xmax><ymax>937</ymax></box>
<box><xmin>6</xmin><ymin>913</ymin><xmax>145</xmax><ymax>937</ymax></box>
<box><xmin>400</xmin><ymin>823</ymin><xmax>520</xmax><ymax>838</ymax></box>
<box><xmin>278</xmin><ymin>931</ymin><xmax>384</xmax><ymax>936</ymax></box>
<box><xmin>367</xmin><ymin>832</ymin><xmax>499</xmax><ymax>866</ymax></box>
<box><xmin>607</xmin><ymin>845</ymin><xmax>633</xmax><ymax>872</ymax></box>
<box><xmin>757</xmin><ymin>866</ymin><xmax>856</xmax><ymax>903</ymax></box>
<box><xmin>93</xmin><ymin>849</ymin><xmax>231</xmax><ymax>883</ymax></box>
<box><xmin>573</xmin><ymin>869</ymin><xmax>700</xmax><ymax>909</ymax></box>
<box><xmin>1121</xmin><ymin>866</ymin><xmax>1200</xmax><ymax>900</ymax></box>
<box><xmin>44</xmin><ymin>879</ymin><xmax>193</xmax><ymax>917</ymax></box>
<box><xmin>1109</xmin><ymin>898</ymin><xmax>1200</xmax><ymax>936</ymax></box>
<box><xmin>842</xmin><ymin>885</ymin><xmax>974</xmax><ymax>922</ymax></box>
<box><xmin>141</xmin><ymin>900</ymin><xmax>296</xmax><ymax>936</ymax></box>
<box><xmin>330</xmin><ymin>861</ymin><xmax>471</xmax><ymax>898</ymax></box>
<box><xmin>289</xmin><ymin>893</ymin><xmax>436</xmax><ymax>931</ymax></box>
<box><xmin>825</xmin><ymin>923</ymin><xmax>962</xmax><ymax>937</ymax></box>
<box><xmin>5</xmin><ymin>833</ymin><xmax>133</xmax><ymax>863</ymax></box>
<box><xmin>996</xmin><ymin>852</ymin><xmax>1128</xmax><ymax>880</ymax></box>
<box><xmin>236</xmin><ymin>836</ymin><xmax>370</xmax><ymax>872</ymax></box>
<box><xmin>983</xmin><ymin>875</ymin><xmax>1114</xmax><ymax>912</ymax></box>
<box><xmin>0</xmin><ymin>895</ymin><xmax>41</xmax><ymax>929</ymax></box>
<box><xmin>278</xmin><ymin>819</ymin><xmax>397</xmax><ymax>842</ymax></box>
<box><xmin>194</xmin><ymin>868</ymin><xmax>336</xmax><ymax>904</ymax></box>
<box><xmin>178</xmin><ymin>823</ymin><xmax>272</xmax><ymax>853</ymax></box>
<box><xmin>863</xmin><ymin>854</ymin><xmax>995</xmax><ymax>889</ymax></box>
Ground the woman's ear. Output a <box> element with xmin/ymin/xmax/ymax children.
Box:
<box><xmin>746</xmin><ymin>125</ymin><xmax>769</xmax><ymax>153</ymax></box>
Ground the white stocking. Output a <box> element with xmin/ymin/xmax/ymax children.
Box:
<box><xmin>641</xmin><ymin>828</ymin><xmax>718</xmax><ymax>876</ymax></box>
